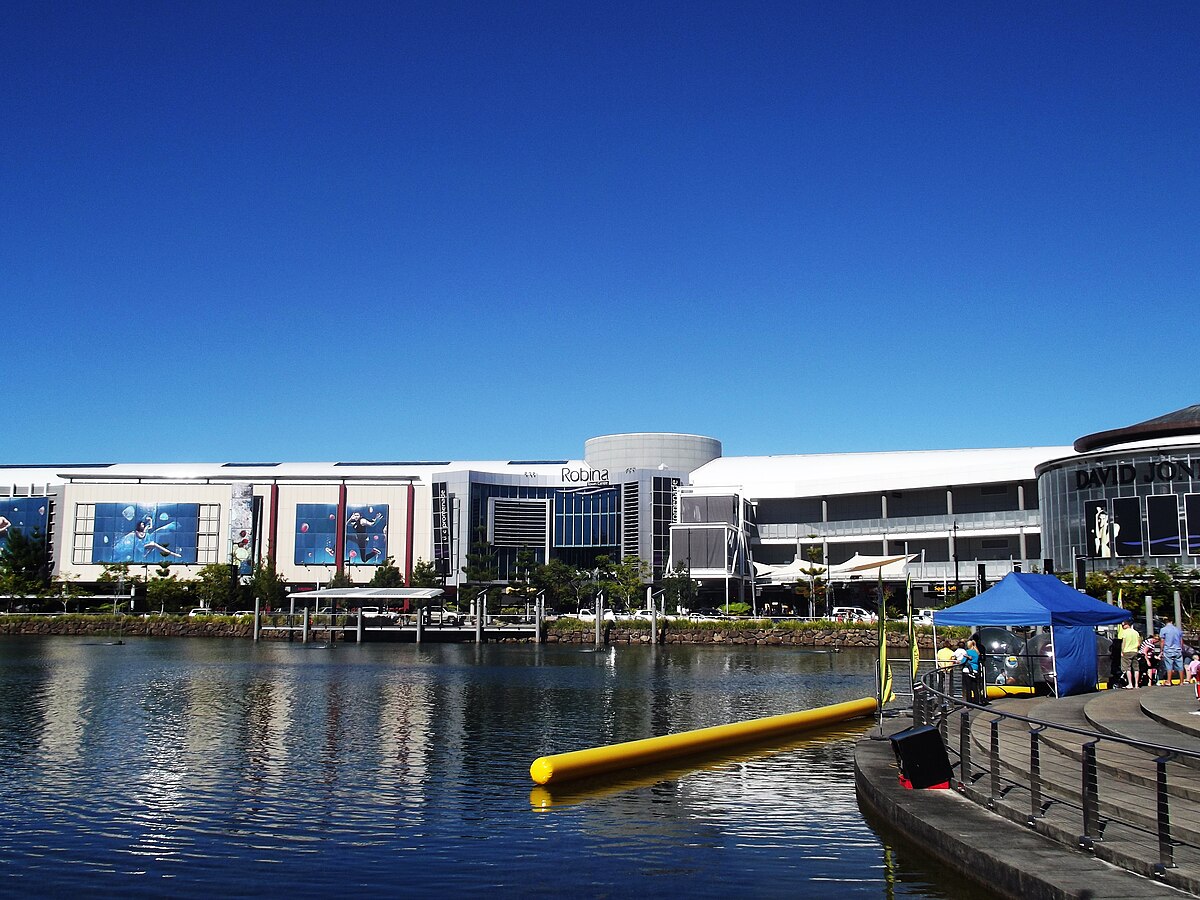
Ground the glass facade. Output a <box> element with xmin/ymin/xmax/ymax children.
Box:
<box><xmin>469</xmin><ymin>483</ymin><xmax>621</xmax><ymax>580</ymax></box>
<box><xmin>1038</xmin><ymin>447</ymin><xmax>1200</xmax><ymax>569</ymax></box>
<box><xmin>555</xmin><ymin>489</ymin><xmax>619</xmax><ymax>548</ymax></box>
<box><xmin>652</xmin><ymin>477</ymin><xmax>675</xmax><ymax>574</ymax></box>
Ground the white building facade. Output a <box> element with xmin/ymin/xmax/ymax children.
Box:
<box><xmin>3</xmin><ymin>409</ymin><xmax>1195</xmax><ymax>608</ymax></box>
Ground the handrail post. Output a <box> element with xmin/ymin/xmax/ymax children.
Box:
<box><xmin>1080</xmin><ymin>739</ymin><xmax>1100</xmax><ymax>850</ymax></box>
<box><xmin>958</xmin><ymin>709</ymin><xmax>972</xmax><ymax>789</ymax></box>
<box><xmin>1156</xmin><ymin>754</ymin><xmax>1176</xmax><ymax>873</ymax></box>
<box><xmin>938</xmin><ymin>698</ymin><xmax>949</xmax><ymax>746</ymax></box>
<box><xmin>1029</xmin><ymin>725</ymin><xmax>1045</xmax><ymax>825</ymax></box>
<box><xmin>989</xmin><ymin>717</ymin><xmax>1002</xmax><ymax>806</ymax></box>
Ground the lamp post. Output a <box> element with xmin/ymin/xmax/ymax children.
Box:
<box><xmin>952</xmin><ymin>520</ymin><xmax>960</xmax><ymax>598</ymax></box>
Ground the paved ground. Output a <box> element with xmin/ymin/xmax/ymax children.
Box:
<box><xmin>856</xmin><ymin>685</ymin><xmax>1200</xmax><ymax>898</ymax></box>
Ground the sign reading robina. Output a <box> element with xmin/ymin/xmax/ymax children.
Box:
<box><xmin>0</xmin><ymin>498</ymin><xmax>49</xmax><ymax>552</ymax></box>
<box><xmin>294</xmin><ymin>503</ymin><xmax>388</xmax><ymax>565</ymax></box>
<box><xmin>91</xmin><ymin>503</ymin><xmax>201</xmax><ymax>564</ymax></box>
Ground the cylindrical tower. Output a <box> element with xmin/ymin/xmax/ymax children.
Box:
<box><xmin>584</xmin><ymin>433</ymin><xmax>722</xmax><ymax>474</ymax></box>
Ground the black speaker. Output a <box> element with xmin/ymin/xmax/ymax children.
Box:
<box><xmin>889</xmin><ymin>724</ymin><xmax>953</xmax><ymax>788</ymax></box>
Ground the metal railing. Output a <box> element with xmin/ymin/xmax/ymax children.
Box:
<box><xmin>913</xmin><ymin>666</ymin><xmax>1200</xmax><ymax>877</ymax></box>
<box><xmin>757</xmin><ymin>508</ymin><xmax>1041</xmax><ymax>541</ymax></box>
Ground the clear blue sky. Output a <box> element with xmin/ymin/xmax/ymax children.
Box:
<box><xmin>3</xmin><ymin>1</ymin><xmax>1197</xmax><ymax>464</ymax></box>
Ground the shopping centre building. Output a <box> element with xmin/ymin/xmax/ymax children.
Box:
<box><xmin>2</xmin><ymin>406</ymin><xmax>1198</xmax><ymax>608</ymax></box>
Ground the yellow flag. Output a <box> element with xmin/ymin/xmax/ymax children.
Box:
<box><xmin>906</xmin><ymin>572</ymin><xmax>919</xmax><ymax>683</ymax></box>
<box><xmin>878</xmin><ymin>567</ymin><xmax>895</xmax><ymax>706</ymax></box>
<box><xmin>883</xmin><ymin>661</ymin><xmax>896</xmax><ymax>705</ymax></box>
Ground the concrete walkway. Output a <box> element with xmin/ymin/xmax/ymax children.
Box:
<box><xmin>856</xmin><ymin>686</ymin><xmax>1200</xmax><ymax>898</ymax></box>
<box><xmin>855</xmin><ymin>725</ymin><xmax>1184</xmax><ymax>899</ymax></box>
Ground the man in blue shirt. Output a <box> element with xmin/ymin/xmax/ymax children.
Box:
<box><xmin>1160</xmin><ymin>620</ymin><xmax>1184</xmax><ymax>686</ymax></box>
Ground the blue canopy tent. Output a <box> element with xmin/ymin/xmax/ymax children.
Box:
<box><xmin>933</xmin><ymin>573</ymin><xmax>1128</xmax><ymax>697</ymax></box>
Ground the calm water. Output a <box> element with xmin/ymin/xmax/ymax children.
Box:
<box><xmin>0</xmin><ymin>637</ymin><xmax>967</xmax><ymax>898</ymax></box>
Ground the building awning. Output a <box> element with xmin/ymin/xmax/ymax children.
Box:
<box><xmin>296</xmin><ymin>587</ymin><xmax>445</xmax><ymax>600</ymax></box>
<box><xmin>755</xmin><ymin>553</ymin><xmax>916</xmax><ymax>584</ymax></box>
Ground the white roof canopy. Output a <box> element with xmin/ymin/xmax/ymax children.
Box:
<box><xmin>755</xmin><ymin>553</ymin><xmax>916</xmax><ymax>584</ymax></box>
<box><xmin>298</xmin><ymin>587</ymin><xmax>445</xmax><ymax>600</ymax></box>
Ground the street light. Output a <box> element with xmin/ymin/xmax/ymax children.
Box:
<box><xmin>952</xmin><ymin>520</ymin><xmax>960</xmax><ymax>598</ymax></box>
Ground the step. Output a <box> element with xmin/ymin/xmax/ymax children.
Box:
<box><xmin>1084</xmin><ymin>689</ymin><xmax>1200</xmax><ymax>761</ymax></box>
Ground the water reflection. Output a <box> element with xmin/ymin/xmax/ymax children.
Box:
<box><xmin>0</xmin><ymin>637</ymin><xmax>960</xmax><ymax>898</ymax></box>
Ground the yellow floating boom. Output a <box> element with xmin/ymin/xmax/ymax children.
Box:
<box><xmin>529</xmin><ymin>696</ymin><xmax>878</xmax><ymax>786</ymax></box>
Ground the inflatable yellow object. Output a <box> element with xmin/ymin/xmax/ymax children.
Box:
<box><xmin>529</xmin><ymin>696</ymin><xmax>878</xmax><ymax>786</ymax></box>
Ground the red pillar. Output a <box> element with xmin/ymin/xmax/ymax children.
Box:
<box><xmin>335</xmin><ymin>483</ymin><xmax>348</xmax><ymax>574</ymax></box>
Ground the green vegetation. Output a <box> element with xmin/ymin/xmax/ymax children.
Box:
<box><xmin>409</xmin><ymin>558</ymin><xmax>441</xmax><ymax>588</ymax></box>
<box><xmin>369</xmin><ymin>557</ymin><xmax>405</xmax><ymax>588</ymax></box>
<box><xmin>0</xmin><ymin>527</ymin><xmax>51</xmax><ymax>598</ymax></box>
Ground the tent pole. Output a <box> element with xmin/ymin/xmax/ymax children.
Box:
<box><xmin>1049</xmin><ymin>626</ymin><xmax>1060</xmax><ymax>698</ymax></box>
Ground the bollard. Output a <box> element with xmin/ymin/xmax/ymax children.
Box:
<box><xmin>475</xmin><ymin>592</ymin><xmax>485</xmax><ymax>644</ymax></box>
<box><xmin>415</xmin><ymin>608</ymin><xmax>424</xmax><ymax>643</ymax></box>
<box><xmin>302</xmin><ymin>608</ymin><xmax>309</xmax><ymax>644</ymax></box>
<box><xmin>253</xmin><ymin>596</ymin><xmax>260</xmax><ymax>643</ymax></box>
<box><xmin>357</xmin><ymin>609</ymin><xmax>364</xmax><ymax>643</ymax></box>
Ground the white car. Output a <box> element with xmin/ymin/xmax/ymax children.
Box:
<box><xmin>576</xmin><ymin>608</ymin><xmax>616</xmax><ymax>623</ymax></box>
<box><xmin>187</xmin><ymin>608</ymin><xmax>215</xmax><ymax>617</ymax></box>
<box><xmin>425</xmin><ymin>608</ymin><xmax>461</xmax><ymax>626</ymax></box>
<box><xmin>831</xmin><ymin>606</ymin><xmax>877</xmax><ymax>624</ymax></box>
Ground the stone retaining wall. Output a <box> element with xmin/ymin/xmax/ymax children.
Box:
<box><xmin>0</xmin><ymin>618</ymin><xmax>253</xmax><ymax>639</ymax></box>
<box><xmin>1</xmin><ymin>617</ymin><xmax>944</xmax><ymax>646</ymax></box>
<box><xmin>547</xmin><ymin>626</ymin><xmax>942</xmax><ymax>647</ymax></box>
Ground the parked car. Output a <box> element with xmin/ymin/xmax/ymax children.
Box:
<box><xmin>359</xmin><ymin>607</ymin><xmax>392</xmax><ymax>621</ymax></box>
<box><xmin>576</xmin><ymin>608</ymin><xmax>616</xmax><ymax>623</ymax></box>
<box><xmin>188</xmin><ymin>608</ymin><xmax>214</xmax><ymax>617</ymax></box>
<box><xmin>425</xmin><ymin>607</ymin><xmax>461</xmax><ymax>626</ymax></box>
<box><xmin>831</xmin><ymin>606</ymin><xmax>876</xmax><ymax>623</ymax></box>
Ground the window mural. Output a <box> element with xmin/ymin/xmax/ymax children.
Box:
<box><xmin>294</xmin><ymin>503</ymin><xmax>388</xmax><ymax>565</ymax></box>
<box><xmin>91</xmin><ymin>503</ymin><xmax>200</xmax><ymax>564</ymax></box>
<box><xmin>345</xmin><ymin>505</ymin><xmax>387</xmax><ymax>565</ymax></box>
<box><xmin>0</xmin><ymin>498</ymin><xmax>49</xmax><ymax>553</ymax></box>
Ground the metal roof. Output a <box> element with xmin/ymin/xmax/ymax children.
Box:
<box><xmin>689</xmin><ymin>446</ymin><xmax>1073</xmax><ymax>498</ymax></box>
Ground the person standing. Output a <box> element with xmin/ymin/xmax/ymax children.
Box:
<box><xmin>1160</xmin><ymin>620</ymin><xmax>1184</xmax><ymax>686</ymax></box>
<box><xmin>1119</xmin><ymin>620</ymin><xmax>1140</xmax><ymax>689</ymax></box>
<box><xmin>936</xmin><ymin>644</ymin><xmax>955</xmax><ymax>692</ymax></box>
<box><xmin>963</xmin><ymin>639</ymin><xmax>982</xmax><ymax>704</ymax></box>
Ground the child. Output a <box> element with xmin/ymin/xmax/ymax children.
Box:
<box><xmin>1187</xmin><ymin>655</ymin><xmax>1200</xmax><ymax>684</ymax></box>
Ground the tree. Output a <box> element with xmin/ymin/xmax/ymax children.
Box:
<box><xmin>534</xmin><ymin>558</ymin><xmax>586</xmax><ymax>609</ymax></box>
<box><xmin>50</xmin><ymin>573</ymin><xmax>89</xmax><ymax>613</ymax></box>
<box><xmin>460</xmin><ymin>528</ymin><xmax>498</xmax><ymax>612</ymax></box>
<box><xmin>506</xmin><ymin>548</ymin><xmax>541</xmax><ymax>604</ymax></box>
<box><xmin>327</xmin><ymin>571</ymin><xmax>354</xmax><ymax>588</ymax></box>
<box><xmin>660</xmin><ymin>561</ymin><xmax>698</xmax><ymax>613</ymax></box>
<box><xmin>147</xmin><ymin>562</ymin><xmax>188</xmax><ymax>614</ymax></box>
<box><xmin>409</xmin><ymin>558</ymin><xmax>441</xmax><ymax>588</ymax></box>
<box><xmin>597</xmin><ymin>554</ymin><xmax>649</xmax><ymax>612</ymax></box>
<box><xmin>0</xmin><ymin>527</ymin><xmax>51</xmax><ymax>599</ymax></box>
<box><xmin>798</xmin><ymin>541</ymin><xmax>827</xmax><ymax>617</ymax></box>
<box><xmin>193</xmin><ymin>563</ymin><xmax>239</xmax><ymax>610</ymax></box>
<box><xmin>370</xmin><ymin>557</ymin><xmax>405</xmax><ymax>588</ymax></box>
<box><xmin>248</xmin><ymin>560</ymin><xmax>288</xmax><ymax>611</ymax></box>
